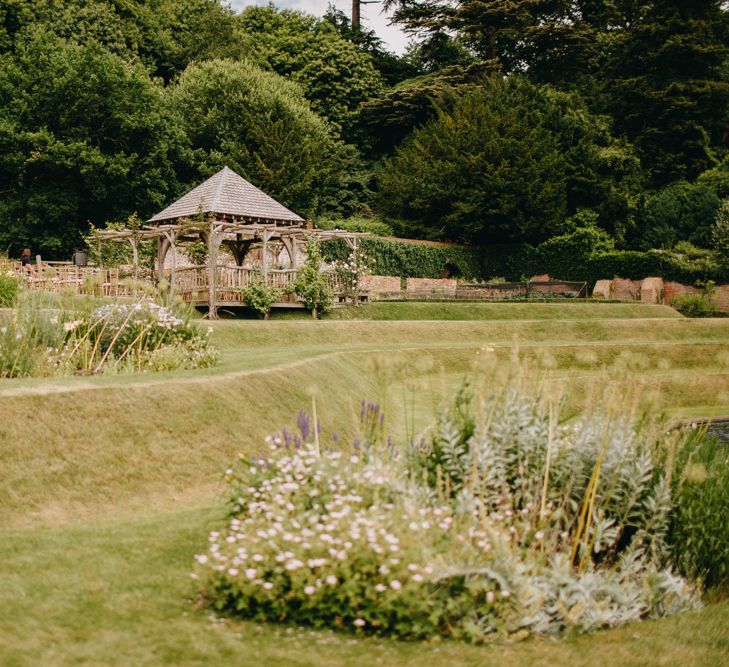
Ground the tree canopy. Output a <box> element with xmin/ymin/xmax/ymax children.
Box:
<box><xmin>378</xmin><ymin>77</ymin><xmax>639</xmax><ymax>244</ymax></box>
<box><xmin>167</xmin><ymin>59</ymin><xmax>353</xmax><ymax>219</ymax></box>
<box><xmin>0</xmin><ymin>32</ymin><xmax>189</xmax><ymax>255</ymax></box>
<box><xmin>1</xmin><ymin>1</ymin><xmax>728</xmax><ymax>259</ymax></box>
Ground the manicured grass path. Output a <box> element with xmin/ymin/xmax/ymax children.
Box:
<box><xmin>1</xmin><ymin>303</ymin><xmax>727</xmax><ymax>665</ymax></box>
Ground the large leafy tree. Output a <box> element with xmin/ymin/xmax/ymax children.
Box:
<box><xmin>377</xmin><ymin>76</ymin><xmax>640</xmax><ymax>244</ymax></box>
<box><xmin>0</xmin><ymin>32</ymin><xmax>190</xmax><ymax>257</ymax></box>
<box><xmin>237</xmin><ymin>6</ymin><xmax>384</xmax><ymax>142</ymax></box>
<box><xmin>603</xmin><ymin>1</ymin><xmax>729</xmax><ymax>185</ymax></box>
<box><xmin>1</xmin><ymin>0</ymin><xmax>244</xmax><ymax>81</ymax></box>
<box><xmin>387</xmin><ymin>1</ymin><xmax>729</xmax><ymax>186</ymax></box>
<box><xmin>168</xmin><ymin>59</ymin><xmax>360</xmax><ymax>219</ymax></box>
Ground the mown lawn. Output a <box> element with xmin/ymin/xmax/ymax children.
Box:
<box><xmin>1</xmin><ymin>303</ymin><xmax>727</xmax><ymax>665</ymax></box>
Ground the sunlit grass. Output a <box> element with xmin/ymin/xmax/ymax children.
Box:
<box><xmin>0</xmin><ymin>304</ymin><xmax>728</xmax><ymax>664</ymax></box>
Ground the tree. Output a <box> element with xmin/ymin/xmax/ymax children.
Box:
<box><xmin>168</xmin><ymin>59</ymin><xmax>355</xmax><ymax>220</ymax></box>
<box><xmin>323</xmin><ymin>7</ymin><xmax>420</xmax><ymax>85</ymax></box>
<box><xmin>603</xmin><ymin>1</ymin><xmax>729</xmax><ymax>186</ymax></box>
<box><xmin>0</xmin><ymin>32</ymin><xmax>190</xmax><ymax>257</ymax></box>
<box><xmin>712</xmin><ymin>199</ymin><xmax>729</xmax><ymax>260</ymax></box>
<box><xmin>290</xmin><ymin>240</ymin><xmax>333</xmax><ymax>319</ymax></box>
<box><xmin>641</xmin><ymin>182</ymin><xmax>721</xmax><ymax>249</ymax></box>
<box><xmin>237</xmin><ymin>6</ymin><xmax>384</xmax><ymax>142</ymax></box>
<box><xmin>2</xmin><ymin>0</ymin><xmax>245</xmax><ymax>81</ymax></box>
<box><xmin>377</xmin><ymin>76</ymin><xmax>639</xmax><ymax>244</ymax></box>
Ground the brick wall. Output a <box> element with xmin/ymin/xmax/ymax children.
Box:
<box><xmin>592</xmin><ymin>279</ymin><xmax>612</xmax><ymax>299</ymax></box>
<box><xmin>664</xmin><ymin>282</ymin><xmax>729</xmax><ymax>311</ymax></box>
<box><xmin>640</xmin><ymin>277</ymin><xmax>664</xmax><ymax>304</ymax></box>
<box><xmin>406</xmin><ymin>277</ymin><xmax>457</xmax><ymax>295</ymax></box>
<box><xmin>592</xmin><ymin>277</ymin><xmax>729</xmax><ymax>312</ymax></box>
<box><xmin>360</xmin><ymin>275</ymin><xmax>401</xmax><ymax>293</ymax></box>
<box><xmin>612</xmin><ymin>278</ymin><xmax>641</xmax><ymax>301</ymax></box>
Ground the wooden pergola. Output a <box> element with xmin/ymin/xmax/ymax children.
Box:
<box><xmin>93</xmin><ymin>167</ymin><xmax>367</xmax><ymax>318</ymax></box>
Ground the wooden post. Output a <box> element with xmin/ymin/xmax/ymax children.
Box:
<box><xmin>261</xmin><ymin>230</ymin><xmax>273</xmax><ymax>283</ymax></box>
<box><xmin>129</xmin><ymin>236</ymin><xmax>139</xmax><ymax>282</ymax></box>
<box><xmin>163</xmin><ymin>230</ymin><xmax>178</xmax><ymax>296</ymax></box>
<box><xmin>352</xmin><ymin>236</ymin><xmax>359</xmax><ymax>306</ymax></box>
<box><xmin>208</xmin><ymin>222</ymin><xmax>218</xmax><ymax>319</ymax></box>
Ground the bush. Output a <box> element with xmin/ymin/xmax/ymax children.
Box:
<box><xmin>670</xmin><ymin>432</ymin><xmax>729</xmax><ymax>589</ymax></box>
<box><xmin>316</xmin><ymin>215</ymin><xmax>393</xmax><ymax>237</ymax></box>
<box><xmin>323</xmin><ymin>234</ymin><xmax>728</xmax><ymax>286</ymax></box>
<box><xmin>0</xmin><ymin>274</ymin><xmax>19</xmax><ymax>308</ymax></box>
<box><xmin>289</xmin><ymin>241</ymin><xmax>333</xmax><ymax>318</ymax></box>
<box><xmin>641</xmin><ymin>182</ymin><xmax>721</xmax><ymax>249</ymax></box>
<box><xmin>194</xmin><ymin>378</ymin><xmax>703</xmax><ymax>642</ymax></box>
<box><xmin>240</xmin><ymin>280</ymin><xmax>281</xmax><ymax>319</ymax></box>
<box><xmin>670</xmin><ymin>294</ymin><xmax>720</xmax><ymax>318</ymax></box>
<box><xmin>713</xmin><ymin>199</ymin><xmax>729</xmax><ymax>261</ymax></box>
<box><xmin>0</xmin><ymin>295</ymin><xmax>218</xmax><ymax>377</ymax></box>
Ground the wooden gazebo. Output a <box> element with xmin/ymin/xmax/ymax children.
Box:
<box><xmin>94</xmin><ymin>167</ymin><xmax>366</xmax><ymax>317</ymax></box>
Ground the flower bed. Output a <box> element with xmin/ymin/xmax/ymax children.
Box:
<box><xmin>194</xmin><ymin>383</ymin><xmax>704</xmax><ymax>641</ymax></box>
<box><xmin>0</xmin><ymin>295</ymin><xmax>217</xmax><ymax>377</ymax></box>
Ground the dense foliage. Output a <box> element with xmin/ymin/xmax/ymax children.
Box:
<box><xmin>1</xmin><ymin>0</ymin><xmax>728</xmax><ymax>280</ymax></box>
<box><xmin>167</xmin><ymin>59</ymin><xmax>347</xmax><ymax>220</ymax></box>
<box><xmin>290</xmin><ymin>240</ymin><xmax>334</xmax><ymax>318</ymax></box>
<box><xmin>0</xmin><ymin>32</ymin><xmax>189</xmax><ymax>256</ymax></box>
<box><xmin>194</xmin><ymin>376</ymin><xmax>720</xmax><ymax>640</ymax></box>
<box><xmin>377</xmin><ymin>78</ymin><xmax>640</xmax><ymax>245</ymax></box>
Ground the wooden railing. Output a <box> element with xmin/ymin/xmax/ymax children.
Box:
<box><xmin>10</xmin><ymin>263</ymin><xmax>149</xmax><ymax>298</ymax></box>
<box><xmin>173</xmin><ymin>266</ymin><xmax>346</xmax><ymax>305</ymax></box>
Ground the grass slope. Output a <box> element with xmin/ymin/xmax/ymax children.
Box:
<box><xmin>0</xmin><ymin>305</ymin><xmax>728</xmax><ymax>664</ymax></box>
<box><xmin>324</xmin><ymin>301</ymin><xmax>683</xmax><ymax>320</ymax></box>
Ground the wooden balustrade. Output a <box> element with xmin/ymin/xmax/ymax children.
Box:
<box><xmin>10</xmin><ymin>262</ymin><xmax>350</xmax><ymax>308</ymax></box>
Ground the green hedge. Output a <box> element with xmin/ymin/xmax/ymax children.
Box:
<box><xmin>321</xmin><ymin>238</ymin><xmax>531</xmax><ymax>281</ymax></box>
<box><xmin>584</xmin><ymin>250</ymin><xmax>728</xmax><ymax>285</ymax></box>
<box><xmin>322</xmin><ymin>234</ymin><xmax>729</xmax><ymax>286</ymax></box>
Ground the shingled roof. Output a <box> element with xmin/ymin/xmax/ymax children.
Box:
<box><xmin>148</xmin><ymin>166</ymin><xmax>304</xmax><ymax>225</ymax></box>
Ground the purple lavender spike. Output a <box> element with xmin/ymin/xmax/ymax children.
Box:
<box><xmin>297</xmin><ymin>410</ymin><xmax>310</xmax><ymax>440</ymax></box>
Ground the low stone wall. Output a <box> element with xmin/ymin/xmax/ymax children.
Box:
<box><xmin>591</xmin><ymin>276</ymin><xmax>729</xmax><ymax>312</ymax></box>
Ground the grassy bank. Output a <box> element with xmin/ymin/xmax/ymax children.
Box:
<box><xmin>0</xmin><ymin>305</ymin><xmax>728</xmax><ymax>664</ymax></box>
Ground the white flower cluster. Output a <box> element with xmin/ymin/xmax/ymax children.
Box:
<box><xmin>91</xmin><ymin>299</ymin><xmax>184</xmax><ymax>331</ymax></box>
<box><xmin>195</xmin><ymin>444</ymin><xmax>460</xmax><ymax>627</ymax></box>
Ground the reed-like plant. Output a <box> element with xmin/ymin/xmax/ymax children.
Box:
<box><xmin>0</xmin><ymin>293</ymin><xmax>217</xmax><ymax>377</ymax></box>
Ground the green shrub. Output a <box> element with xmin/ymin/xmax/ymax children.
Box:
<box><xmin>316</xmin><ymin>215</ymin><xmax>393</xmax><ymax>236</ymax></box>
<box><xmin>240</xmin><ymin>280</ymin><xmax>281</xmax><ymax>319</ymax></box>
<box><xmin>322</xmin><ymin>234</ymin><xmax>727</xmax><ymax>286</ymax></box>
<box><xmin>669</xmin><ymin>432</ymin><xmax>729</xmax><ymax>589</ymax></box>
<box><xmin>0</xmin><ymin>295</ymin><xmax>218</xmax><ymax>377</ymax></box>
<box><xmin>185</xmin><ymin>241</ymin><xmax>208</xmax><ymax>267</ymax></box>
<box><xmin>0</xmin><ymin>274</ymin><xmax>19</xmax><ymax>307</ymax></box>
<box><xmin>195</xmin><ymin>378</ymin><xmax>702</xmax><ymax>642</ymax></box>
<box><xmin>641</xmin><ymin>182</ymin><xmax>721</xmax><ymax>249</ymax></box>
<box><xmin>290</xmin><ymin>241</ymin><xmax>333</xmax><ymax>318</ymax></box>
<box><xmin>713</xmin><ymin>199</ymin><xmax>729</xmax><ymax>261</ymax></box>
<box><xmin>670</xmin><ymin>294</ymin><xmax>719</xmax><ymax>318</ymax></box>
